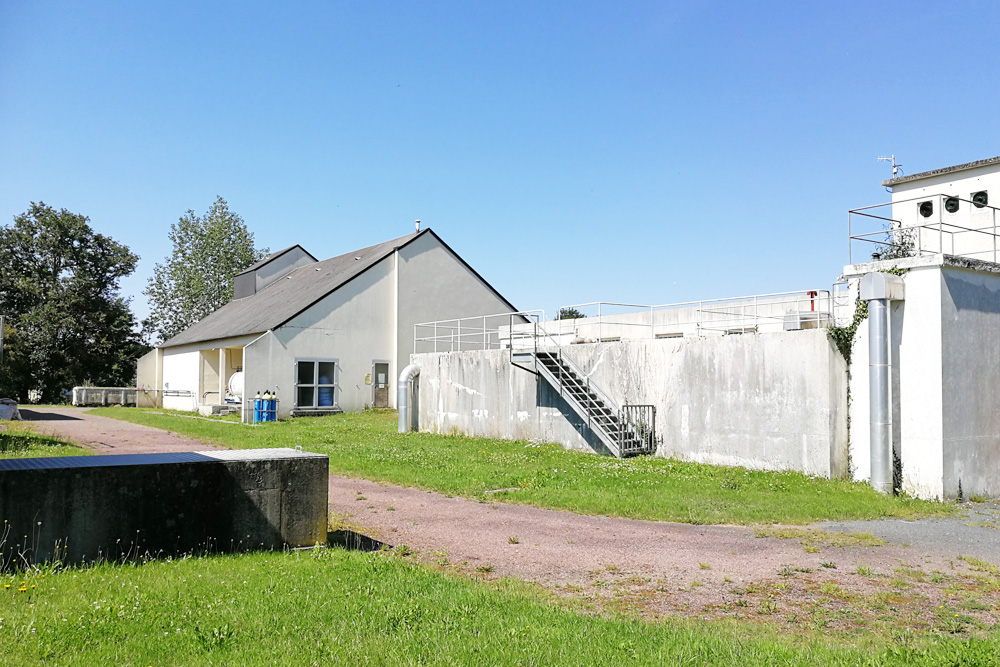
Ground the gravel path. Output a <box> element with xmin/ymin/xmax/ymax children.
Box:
<box><xmin>18</xmin><ymin>406</ymin><xmax>225</xmax><ymax>454</ymax></box>
<box><xmin>20</xmin><ymin>406</ymin><xmax>1000</xmax><ymax>624</ymax></box>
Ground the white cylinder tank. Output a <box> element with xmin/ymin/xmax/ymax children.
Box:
<box><xmin>227</xmin><ymin>372</ymin><xmax>245</xmax><ymax>401</ymax></box>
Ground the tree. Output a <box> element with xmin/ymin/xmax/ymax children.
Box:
<box><xmin>0</xmin><ymin>202</ymin><xmax>147</xmax><ymax>402</ymax></box>
<box><xmin>143</xmin><ymin>197</ymin><xmax>268</xmax><ymax>344</ymax></box>
<box><xmin>556</xmin><ymin>307</ymin><xmax>585</xmax><ymax>320</ymax></box>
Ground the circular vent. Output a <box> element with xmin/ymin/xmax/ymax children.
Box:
<box><xmin>973</xmin><ymin>191</ymin><xmax>988</xmax><ymax>208</ymax></box>
<box><xmin>945</xmin><ymin>197</ymin><xmax>960</xmax><ymax>213</ymax></box>
<box><xmin>919</xmin><ymin>201</ymin><xmax>934</xmax><ymax>218</ymax></box>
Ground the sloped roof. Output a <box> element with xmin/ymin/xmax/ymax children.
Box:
<box><xmin>236</xmin><ymin>244</ymin><xmax>317</xmax><ymax>276</ymax></box>
<box><xmin>161</xmin><ymin>231</ymin><xmax>422</xmax><ymax>348</ymax></box>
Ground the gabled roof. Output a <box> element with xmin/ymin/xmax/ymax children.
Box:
<box><xmin>236</xmin><ymin>244</ymin><xmax>317</xmax><ymax>276</ymax></box>
<box><xmin>161</xmin><ymin>231</ymin><xmax>422</xmax><ymax>348</ymax></box>
<box><xmin>883</xmin><ymin>156</ymin><xmax>1000</xmax><ymax>187</ymax></box>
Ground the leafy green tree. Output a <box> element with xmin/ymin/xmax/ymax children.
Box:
<box><xmin>0</xmin><ymin>202</ymin><xmax>146</xmax><ymax>402</ymax></box>
<box><xmin>143</xmin><ymin>197</ymin><xmax>268</xmax><ymax>344</ymax></box>
<box><xmin>556</xmin><ymin>307</ymin><xmax>585</xmax><ymax>320</ymax></box>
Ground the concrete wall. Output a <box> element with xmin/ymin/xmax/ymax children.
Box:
<box><xmin>0</xmin><ymin>449</ymin><xmax>328</xmax><ymax>568</ymax></box>
<box><xmin>417</xmin><ymin>330</ymin><xmax>848</xmax><ymax>478</ymax></box>
<box><xmin>532</xmin><ymin>292</ymin><xmax>833</xmax><ymax>342</ymax></box>
<box><xmin>941</xmin><ymin>265</ymin><xmax>1000</xmax><ymax>498</ymax></box>
<box><xmin>244</xmin><ymin>255</ymin><xmax>395</xmax><ymax>415</ymax></box>
<box><xmin>845</xmin><ymin>256</ymin><xmax>1000</xmax><ymax>499</ymax></box>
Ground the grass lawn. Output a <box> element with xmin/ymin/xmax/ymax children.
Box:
<box><xmin>92</xmin><ymin>408</ymin><xmax>951</xmax><ymax>525</ymax></box>
<box><xmin>0</xmin><ymin>426</ymin><xmax>92</xmax><ymax>460</ymax></box>
<box><xmin>1</xmin><ymin>547</ymin><xmax>997</xmax><ymax>667</ymax></box>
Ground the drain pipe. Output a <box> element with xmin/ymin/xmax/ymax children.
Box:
<box><xmin>859</xmin><ymin>273</ymin><xmax>905</xmax><ymax>494</ymax></box>
<box><xmin>398</xmin><ymin>363</ymin><xmax>420</xmax><ymax>433</ymax></box>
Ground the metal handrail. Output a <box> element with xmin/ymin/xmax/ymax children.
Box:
<box><xmin>849</xmin><ymin>193</ymin><xmax>1000</xmax><ymax>264</ymax></box>
<box><xmin>556</xmin><ymin>290</ymin><xmax>833</xmax><ymax>339</ymax></box>
<box><xmin>413</xmin><ymin>310</ymin><xmax>543</xmax><ymax>354</ymax></box>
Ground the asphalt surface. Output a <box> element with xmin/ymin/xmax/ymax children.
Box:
<box><xmin>817</xmin><ymin>500</ymin><xmax>1000</xmax><ymax>564</ymax></box>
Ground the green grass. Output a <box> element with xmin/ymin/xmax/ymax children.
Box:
<box><xmin>2</xmin><ymin>548</ymin><xmax>998</xmax><ymax>666</ymax></box>
<box><xmin>0</xmin><ymin>426</ymin><xmax>92</xmax><ymax>459</ymax></box>
<box><xmin>91</xmin><ymin>408</ymin><xmax>952</xmax><ymax>525</ymax></box>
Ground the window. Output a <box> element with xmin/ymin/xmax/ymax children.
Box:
<box><xmin>295</xmin><ymin>359</ymin><xmax>338</xmax><ymax>409</ymax></box>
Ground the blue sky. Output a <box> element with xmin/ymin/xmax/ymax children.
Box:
<box><xmin>2</xmin><ymin>1</ymin><xmax>998</xmax><ymax>322</ymax></box>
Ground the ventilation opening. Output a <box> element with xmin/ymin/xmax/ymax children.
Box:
<box><xmin>945</xmin><ymin>197</ymin><xmax>960</xmax><ymax>213</ymax></box>
<box><xmin>973</xmin><ymin>191</ymin><xmax>988</xmax><ymax>208</ymax></box>
<box><xmin>918</xmin><ymin>201</ymin><xmax>934</xmax><ymax>217</ymax></box>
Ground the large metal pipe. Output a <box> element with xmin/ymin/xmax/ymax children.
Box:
<box><xmin>868</xmin><ymin>298</ymin><xmax>892</xmax><ymax>494</ymax></box>
<box><xmin>397</xmin><ymin>363</ymin><xmax>420</xmax><ymax>433</ymax></box>
<box><xmin>859</xmin><ymin>272</ymin><xmax>904</xmax><ymax>495</ymax></box>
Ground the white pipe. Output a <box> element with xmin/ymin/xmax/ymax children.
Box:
<box><xmin>868</xmin><ymin>298</ymin><xmax>892</xmax><ymax>494</ymax></box>
<box><xmin>859</xmin><ymin>272</ymin><xmax>904</xmax><ymax>494</ymax></box>
<box><xmin>398</xmin><ymin>363</ymin><xmax>420</xmax><ymax>433</ymax></box>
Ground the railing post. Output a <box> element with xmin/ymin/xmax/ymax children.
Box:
<box><xmin>434</xmin><ymin>322</ymin><xmax>438</xmax><ymax>353</ymax></box>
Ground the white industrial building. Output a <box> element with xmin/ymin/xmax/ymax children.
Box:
<box><xmin>135</xmin><ymin>228</ymin><xmax>518</xmax><ymax>421</ymax></box>
<box><xmin>407</xmin><ymin>156</ymin><xmax>1000</xmax><ymax>500</ymax></box>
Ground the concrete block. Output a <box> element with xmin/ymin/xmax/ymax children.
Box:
<box><xmin>0</xmin><ymin>448</ymin><xmax>328</xmax><ymax>568</ymax></box>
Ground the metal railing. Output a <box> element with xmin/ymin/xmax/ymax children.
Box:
<box><xmin>555</xmin><ymin>290</ymin><xmax>834</xmax><ymax>339</ymax></box>
<box><xmin>414</xmin><ymin>290</ymin><xmax>836</xmax><ymax>356</ymax></box>
<box><xmin>414</xmin><ymin>310</ymin><xmax>544</xmax><ymax>354</ymax></box>
<box><xmin>849</xmin><ymin>193</ymin><xmax>1000</xmax><ymax>265</ymax></box>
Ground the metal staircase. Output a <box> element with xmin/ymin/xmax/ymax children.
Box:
<box><xmin>512</xmin><ymin>333</ymin><xmax>656</xmax><ymax>458</ymax></box>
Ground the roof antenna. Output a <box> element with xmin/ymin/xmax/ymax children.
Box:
<box><xmin>415</xmin><ymin>219</ymin><xmax>421</xmax><ymax>232</ymax></box>
<box><xmin>878</xmin><ymin>154</ymin><xmax>902</xmax><ymax>178</ymax></box>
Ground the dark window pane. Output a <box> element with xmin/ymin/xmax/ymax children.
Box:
<box><xmin>318</xmin><ymin>386</ymin><xmax>335</xmax><ymax>407</ymax></box>
<box><xmin>297</xmin><ymin>386</ymin><xmax>314</xmax><ymax>407</ymax></box>
<box><xmin>297</xmin><ymin>361</ymin><xmax>314</xmax><ymax>385</ymax></box>
<box><xmin>318</xmin><ymin>362</ymin><xmax>335</xmax><ymax>385</ymax></box>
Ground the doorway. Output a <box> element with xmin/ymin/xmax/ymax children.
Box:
<box><xmin>372</xmin><ymin>362</ymin><xmax>390</xmax><ymax>408</ymax></box>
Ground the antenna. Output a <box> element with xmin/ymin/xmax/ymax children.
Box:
<box><xmin>878</xmin><ymin>154</ymin><xmax>902</xmax><ymax>178</ymax></box>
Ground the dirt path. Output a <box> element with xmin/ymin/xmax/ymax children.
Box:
<box><xmin>19</xmin><ymin>406</ymin><xmax>1000</xmax><ymax>630</ymax></box>
<box><xmin>329</xmin><ymin>476</ymin><xmax>1000</xmax><ymax>627</ymax></box>
<box><xmin>18</xmin><ymin>406</ymin><xmax>225</xmax><ymax>454</ymax></box>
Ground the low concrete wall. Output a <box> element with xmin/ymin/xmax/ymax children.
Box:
<box><xmin>416</xmin><ymin>330</ymin><xmax>848</xmax><ymax>478</ymax></box>
<box><xmin>0</xmin><ymin>448</ymin><xmax>328</xmax><ymax>568</ymax></box>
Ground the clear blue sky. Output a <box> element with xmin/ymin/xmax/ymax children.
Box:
<box><xmin>2</xmin><ymin>1</ymin><xmax>998</xmax><ymax>322</ymax></box>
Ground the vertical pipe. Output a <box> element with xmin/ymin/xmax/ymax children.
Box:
<box><xmin>397</xmin><ymin>363</ymin><xmax>420</xmax><ymax>433</ymax></box>
<box><xmin>869</xmin><ymin>298</ymin><xmax>892</xmax><ymax>494</ymax></box>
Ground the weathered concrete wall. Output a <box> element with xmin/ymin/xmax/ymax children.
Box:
<box><xmin>845</xmin><ymin>256</ymin><xmax>1000</xmax><ymax>499</ymax></box>
<box><xmin>417</xmin><ymin>330</ymin><xmax>848</xmax><ymax>478</ymax></box>
<box><xmin>0</xmin><ymin>449</ymin><xmax>328</xmax><ymax>568</ymax></box>
<box><xmin>941</xmin><ymin>265</ymin><xmax>1000</xmax><ymax>499</ymax></box>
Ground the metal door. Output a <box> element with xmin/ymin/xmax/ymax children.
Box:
<box><xmin>373</xmin><ymin>362</ymin><xmax>389</xmax><ymax>408</ymax></box>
